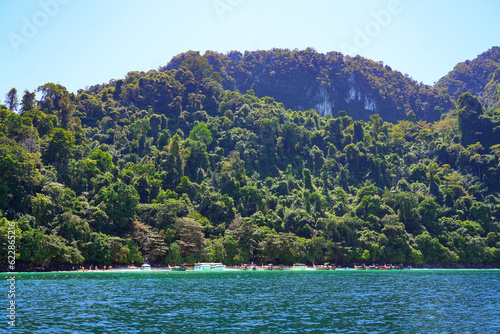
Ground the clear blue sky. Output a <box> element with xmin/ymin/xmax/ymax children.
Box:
<box><xmin>1</xmin><ymin>0</ymin><xmax>499</xmax><ymax>102</ymax></box>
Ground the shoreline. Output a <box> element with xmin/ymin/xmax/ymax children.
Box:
<box><xmin>1</xmin><ymin>262</ymin><xmax>499</xmax><ymax>273</ymax></box>
<box><xmin>1</xmin><ymin>267</ymin><xmax>499</xmax><ymax>276</ymax></box>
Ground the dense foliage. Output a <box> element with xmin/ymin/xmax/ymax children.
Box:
<box><xmin>1</xmin><ymin>48</ymin><xmax>500</xmax><ymax>270</ymax></box>
<box><xmin>165</xmin><ymin>49</ymin><xmax>454</xmax><ymax>122</ymax></box>
<box><xmin>437</xmin><ymin>46</ymin><xmax>500</xmax><ymax>111</ymax></box>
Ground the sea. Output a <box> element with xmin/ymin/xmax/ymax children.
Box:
<box><xmin>1</xmin><ymin>269</ymin><xmax>499</xmax><ymax>333</ymax></box>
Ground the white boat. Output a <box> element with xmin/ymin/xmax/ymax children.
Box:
<box><xmin>141</xmin><ymin>260</ymin><xmax>151</xmax><ymax>271</ymax></box>
<box><xmin>291</xmin><ymin>263</ymin><xmax>307</xmax><ymax>270</ymax></box>
<box><xmin>193</xmin><ymin>263</ymin><xmax>226</xmax><ymax>271</ymax></box>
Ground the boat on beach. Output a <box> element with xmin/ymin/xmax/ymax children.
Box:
<box><xmin>291</xmin><ymin>263</ymin><xmax>308</xmax><ymax>270</ymax></box>
<box><xmin>141</xmin><ymin>260</ymin><xmax>151</xmax><ymax>271</ymax></box>
<box><xmin>170</xmin><ymin>265</ymin><xmax>187</xmax><ymax>271</ymax></box>
<box><xmin>314</xmin><ymin>263</ymin><xmax>336</xmax><ymax>270</ymax></box>
<box><xmin>193</xmin><ymin>263</ymin><xmax>226</xmax><ymax>271</ymax></box>
<box><xmin>355</xmin><ymin>264</ymin><xmax>379</xmax><ymax>270</ymax></box>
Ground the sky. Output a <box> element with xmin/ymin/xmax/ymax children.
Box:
<box><xmin>1</xmin><ymin>0</ymin><xmax>499</xmax><ymax>102</ymax></box>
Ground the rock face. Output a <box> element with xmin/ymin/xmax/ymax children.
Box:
<box><xmin>166</xmin><ymin>49</ymin><xmax>454</xmax><ymax>122</ymax></box>
<box><xmin>311</xmin><ymin>87</ymin><xmax>333</xmax><ymax>117</ymax></box>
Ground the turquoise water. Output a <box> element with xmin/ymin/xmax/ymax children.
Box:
<box><xmin>2</xmin><ymin>270</ymin><xmax>499</xmax><ymax>333</ymax></box>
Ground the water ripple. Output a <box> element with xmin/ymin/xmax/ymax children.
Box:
<box><xmin>4</xmin><ymin>270</ymin><xmax>500</xmax><ymax>333</ymax></box>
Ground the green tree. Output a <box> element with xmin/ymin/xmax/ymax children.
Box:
<box><xmin>88</xmin><ymin>149</ymin><xmax>114</xmax><ymax>172</ymax></box>
<box><xmin>20</xmin><ymin>229</ymin><xmax>83</xmax><ymax>267</ymax></box>
<box><xmin>163</xmin><ymin>134</ymin><xmax>184</xmax><ymax>188</ymax></box>
<box><xmin>303</xmin><ymin>168</ymin><xmax>314</xmax><ymax>191</ymax></box>
<box><xmin>21</xmin><ymin>90</ymin><xmax>36</xmax><ymax>113</ymax></box>
<box><xmin>165</xmin><ymin>242</ymin><xmax>183</xmax><ymax>264</ymax></box>
<box><xmin>30</xmin><ymin>193</ymin><xmax>55</xmax><ymax>227</ymax></box>
<box><xmin>189</xmin><ymin>122</ymin><xmax>213</xmax><ymax>145</ymax></box>
<box><xmin>59</xmin><ymin>97</ymin><xmax>75</xmax><ymax>129</ymax></box>
<box><xmin>0</xmin><ymin>138</ymin><xmax>42</xmax><ymax>212</ymax></box>
<box><xmin>394</xmin><ymin>192</ymin><xmax>419</xmax><ymax>233</ymax></box>
<box><xmin>417</xmin><ymin>198</ymin><xmax>440</xmax><ymax>235</ymax></box>
<box><xmin>94</xmin><ymin>182</ymin><xmax>140</xmax><ymax>234</ymax></box>
<box><xmin>45</xmin><ymin>128</ymin><xmax>75</xmax><ymax>164</ymax></box>
<box><xmin>82</xmin><ymin>232</ymin><xmax>113</xmax><ymax>264</ymax></box>
<box><xmin>353</xmin><ymin>121</ymin><xmax>364</xmax><ymax>143</ymax></box>
<box><xmin>180</xmin><ymin>54</ymin><xmax>214</xmax><ymax>81</ymax></box>
<box><xmin>129</xmin><ymin>117</ymin><xmax>151</xmax><ymax>140</ymax></box>
<box><xmin>174</xmin><ymin>217</ymin><xmax>206</xmax><ymax>263</ymax></box>
<box><xmin>258</xmin><ymin>232</ymin><xmax>307</xmax><ymax>265</ymax></box>
<box><xmin>416</xmin><ymin>232</ymin><xmax>456</xmax><ymax>263</ymax></box>
<box><xmin>240</xmin><ymin>185</ymin><xmax>264</xmax><ymax>216</ymax></box>
<box><xmin>456</xmin><ymin>92</ymin><xmax>496</xmax><ymax>149</ymax></box>
<box><xmin>183</xmin><ymin>138</ymin><xmax>210</xmax><ymax>182</ymax></box>
<box><xmin>5</xmin><ymin>88</ymin><xmax>18</xmax><ymax>111</ymax></box>
<box><xmin>379</xmin><ymin>223</ymin><xmax>411</xmax><ymax>263</ymax></box>
<box><xmin>37</xmin><ymin>83</ymin><xmax>68</xmax><ymax>111</ymax></box>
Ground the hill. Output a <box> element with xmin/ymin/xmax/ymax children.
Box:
<box><xmin>1</xmin><ymin>49</ymin><xmax>500</xmax><ymax>271</ymax></box>
<box><xmin>164</xmin><ymin>49</ymin><xmax>454</xmax><ymax>122</ymax></box>
<box><xmin>436</xmin><ymin>46</ymin><xmax>500</xmax><ymax>111</ymax></box>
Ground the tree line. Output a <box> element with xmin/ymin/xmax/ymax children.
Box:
<box><xmin>1</xmin><ymin>50</ymin><xmax>500</xmax><ymax>270</ymax></box>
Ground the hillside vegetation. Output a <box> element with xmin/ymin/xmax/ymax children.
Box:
<box><xmin>166</xmin><ymin>49</ymin><xmax>454</xmax><ymax>122</ymax></box>
<box><xmin>1</xmin><ymin>49</ymin><xmax>500</xmax><ymax>270</ymax></box>
<box><xmin>437</xmin><ymin>46</ymin><xmax>500</xmax><ymax>111</ymax></box>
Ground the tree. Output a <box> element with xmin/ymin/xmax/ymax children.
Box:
<box><xmin>469</xmin><ymin>202</ymin><xmax>492</xmax><ymax>231</ymax></box>
<box><xmin>20</xmin><ymin>229</ymin><xmax>83</xmax><ymax>267</ymax></box>
<box><xmin>21</xmin><ymin>90</ymin><xmax>36</xmax><ymax>112</ymax></box>
<box><xmin>379</xmin><ymin>223</ymin><xmax>411</xmax><ymax>263</ymax></box>
<box><xmin>240</xmin><ymin>185</ymin><xmax>264</xmax><ymax>216</ymax></box>
<box><xmin>148</xmin><ymin>114</ymin><xmax>162</xmax><ymax>138</ymax></box>
<box><xmin>417</xmin><ymin>198</ymin><xmax>441</xmax><ymax>235</ymax></box>
<box><xmin>427</xmin><ymin>162</ymin><xmax>442</xmax><ymax>199</ymax></box>
<box><xmin>165</xmin><ymin>242</ymin><xmax>183</xmax><ymax>264</ymax></box>
<box><xmin>128</xmin><ymin>221</ymin><xmax>167</xmax><ymax>262</ymax></box>
<box><xmin>306</xmin><ymin>236</ymin><xmax>329</xmax><ymax>264</ymax></box>
<box><xmin>56</xmin><ymin>211</ymin><xmax>92</xmax><ymax>243</ymax></box>
<box><xmin>129</xmin><ymin>117</ymin><xmax>151</xmax><ymax>140</ymax></box>
<box><xmin>59</xmin><ymin>97</ymin><xmax>75</xmax><ymax>129</ymax></box>
<box><xmin>37</xmin><ymin>83</ymin><xmax>68</xmax><ymax>111</ymax></box>
<box><xmin>0</xmin><ymin>138</ymin><xmax>42</xmax><ymax>212</ymax></box>
<box><xmin>183</xmin><ymin>138</ymin><xmax>210</xmax><ymax>182</ymax></box>
<box><xmin>44</xmin><ymin>128</ymin><xmax>75</xmax><ymax>164</ymax></box>
<box><xmin>94</xmin><ymin>182</ymin><xmax>140</xmax><ymax>234</ymax></box>
<box><xmin>174</xmin><ymin>217</ymin><xmax>206</xmax><ymax>263</ymax></box>
<box><xmin>5</xmin><ymin>88</ymin><xmax>18</xmax><ymax>111</ymax></box>
<box><xmin>353</xmin><ymin>121</ymin><xmax>364</xmax><ymax>142</ymax></box>
<box><xmin>82</xmin><ymin>232</ymin><xmax>112</xmax><ymax>264</ymax></box>
<box><xmin>416</xmin><ymin>232</ymin><xmax>456</xmax><ymax>264</ymax></box>
<box><xmin>257</xmin><ymin>232</ymin><xmax>307</xmax><ymax>265</ymax></box>
<box><xmin>303</xmin><ymin>168</ymin><xmax>314</xmax><ymax>191</ymax></box>
<box><xmin>30</xmin><ymin>193</ymin><xmax>55</xmax><ymax>227</ymax></box>
<box><xmin>188</xmin><ymin>122</ymin><xmax>213</xmax><ymax>145</ymax></box>
<box><xmin>88</xmin><ymin>149</ymin><xmax>114</xmax><ymax>172</ymax></box>
<box><xmin>394</xmin><ymin>192</ymin><xmax>419</xmax><ymax>233</ymax></box>
<box><xmin>180</xmin><ymin>54</ymin><xmax>213</xmax><ymax>81</ymax></box>
<box><xmin>163</xmin><ymin>134</ymin><xmax>185</xmax><ymax>188</ymax></box>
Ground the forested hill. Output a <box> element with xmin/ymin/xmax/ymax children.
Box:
<box><xmin>164</xmin><ymin>49</ymin><xmax>454</xmax><ymax>123</ymax></box>
<box><xmin>436</xmin><ymin>46</ymin><xmax>500</xmax><ymax>111</ymax></box>
<box><xmin>1</xmin><ymin>48</ymin><xmax>500</xmax><ymax>272</ymax></box>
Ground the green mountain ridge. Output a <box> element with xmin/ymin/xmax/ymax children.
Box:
<box><xmin>164</xmin><ymin>49</ymin><xmax>454</xmax><ymax>123</ymax></box>
<box><xmin>1</xmin><ymin>47</ymin><xmax>500</xmax><ymax>271</ymax></box>
<box><xmin>436</xmin><ymin>46</ymin><xmax>500</xmax><ymax>111</ymax></box>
